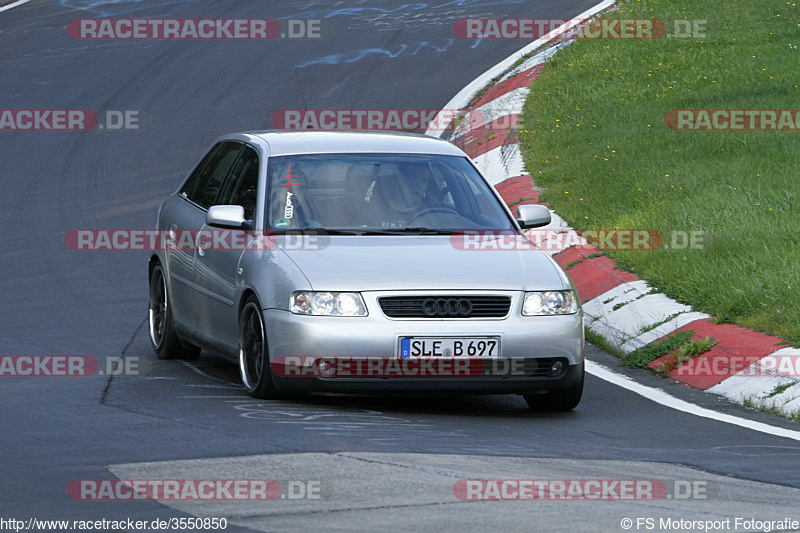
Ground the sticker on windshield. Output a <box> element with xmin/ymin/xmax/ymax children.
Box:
<box><xmin>284</xmin><ymin>192</ymin><xmax>295</xmax><ymax>219</ymax></box>
<box><xmin>274</xmin><ymin>218</ymin><xmax>290</xmax><ymax>228</ymax></box>
<box><xmin>282</xmin><ymin>166</ymin><xmax>300</xmax><ymax>220</ymax></box>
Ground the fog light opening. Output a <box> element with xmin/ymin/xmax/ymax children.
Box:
<box><xmin>548</xmin><ymin>360</ymin><xmax>566</xmax><ymax>377</ymax></box>
<box><xmin>318</xmin><ymin>359</ymin><xmax>335</xmax><ymax>377</ymax></box>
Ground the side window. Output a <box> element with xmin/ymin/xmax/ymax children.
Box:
<box><xmin>219</xmin><ymin>146</ymin><xmax>260</xmax><ymax>220</ymax></box>
<box><xmin>180</xmin><ymin>143</ymin><xmax>222</xmax><ymax>199</ymax></box>
<box><xmin>184</xmin><ymin>141</ymin><xmax>242</xmax><ymax>209</ymax></box>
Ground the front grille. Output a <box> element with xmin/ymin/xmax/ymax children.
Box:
<box><xmin>379</xmin><ymin>295</ymin><xmax>511</xmax><ymax>318</ymax></box>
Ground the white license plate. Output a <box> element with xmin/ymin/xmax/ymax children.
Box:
<box><xmin>399</xmin><ymin>337</ymin><xmax>500</xmax><ymax>358</ymax></box>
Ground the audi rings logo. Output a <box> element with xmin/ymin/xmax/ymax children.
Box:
<box><xmin>422</xmin><ymin>298</ymin><xmax>473</xmax><ymax>317</ymax></box>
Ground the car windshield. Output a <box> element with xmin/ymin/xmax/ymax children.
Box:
<box><xmin>266</xmin><ymin>153</ymin><xmax>516</xmax><ymax>233</ymax></box>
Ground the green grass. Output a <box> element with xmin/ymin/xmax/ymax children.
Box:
<box><xmin>585</xmin><ymin>326</ymin><xmax>624</xmax><ymax>357</ymax></box>
<box><xmin>619</xmin><ymin>329</ymin><xmax>694</xmax><ymax>370</ymax></box>
<box><xmin>619</xmin><ymin>330</ymin><xmax>718</xmax><ymax>375</ymax></box>
<box><xmin>743</xmin><ymin>395</ymin><xmax>800</xmax><ymax>422</ymax></box>
<box><xmin>637</xmin><ymin>311</ymin><xmax>683</xmax><ymax>334</ymax></box>
<box><xmin>654</xmin><ymin>335</ymin><xmax>721</xmax><ymax>375</ymax></box>
<box><xmin>676</xmin><ymin>335</ymin><xmax>720</xmax><ymax>357</ymax></box>
<box><xmin>519</xmin><ymin>0</ymin><xmax>800</xmax><ymax>344</ymax></box>
<box><xmin>564</xmin><ymin>252</ymin><xmax>604</xmax><ymax>270</ymax></box>
<box><xmin>764</xmin><ymin>380</ymin><xmax>798</xmax><ymax>398</ymax></box>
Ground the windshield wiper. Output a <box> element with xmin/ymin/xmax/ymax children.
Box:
<box><xmin>273</xmin><ymin>228</ymin><xmax>453</xmax><ymax>235</ymax></box>
<box><xmin>375</xmin><ymin>227</ymin><xmax>453</xmax><ymax>235</ymax></box>
<box><xmin>281</xmin><ymin>228</ymin><xmax>405</xmax><ymax>236</ymax></box>
<box><xmin>306</xmin><ymin>229</ymin><xmax>367</xmax><ymax>235</ymax></box>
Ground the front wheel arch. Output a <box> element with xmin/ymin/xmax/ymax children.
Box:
<box><xmin>238</xmin><ymin>294</ymin><xmax>281</xmax><ymax>399</ymax></box>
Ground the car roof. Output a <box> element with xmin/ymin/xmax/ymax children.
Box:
<box><xmin>223</xmin><ymin>130</ymin><xmax>466</xmax><ymax>157</ymax></box>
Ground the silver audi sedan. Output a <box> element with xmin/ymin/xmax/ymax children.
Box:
<box><xmin>148</xmin><ymin>131</ymin><xmax>584</xmax><ymax>410</ymax></box>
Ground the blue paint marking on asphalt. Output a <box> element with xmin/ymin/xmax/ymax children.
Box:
<box><xmin>58</xmin><ymin>0</ymin><xmax>195</xmax><ymax>17</ymax></box>
<box><xmin>279</xmin><ymin>4</ymin><xmax>429</xmax><ymax>20</ymax></box>
<box><xmin>295</xmin><ymin>39</ymin><xmax>456</xmax><ymax>68</ymax></box>
<box><xmin>61</xmin><ymin>0</ymin><xmax>524</xmax><ymax>18</ymax></box>
<box><xmin>286</xmin><ymin>0</ymin><xmax>525</xmax><ymax>66</ymax></box>
<box><xmin>60</xmin><ymin>0</ymin><xmax>521</xmax><ymax>64</ymax></box>
<box><xmin>281</xmin><ymin>0</ymin><xmax>525</xmax><ymax>20</ymax></box>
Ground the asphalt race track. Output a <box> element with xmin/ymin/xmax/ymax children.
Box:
<box><xmin>1</xmin><ymin>1</ymin><xmax>799</xmax><ymax>531</ymax></box>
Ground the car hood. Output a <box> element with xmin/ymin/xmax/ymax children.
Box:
<box><xmin>276</xmin><ymin>235</ymin><xmax>569</xmax><ymax>292</ymax></box>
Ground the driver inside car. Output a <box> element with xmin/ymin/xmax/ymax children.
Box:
<box><xmin>370</xmin><ymin>162</ymin><xmax>434</xmax><ymax>229</ymax></box>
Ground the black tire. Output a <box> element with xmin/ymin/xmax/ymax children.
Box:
<box><xmin>238</xmin><ymin>295</ymin><xmax>281</xmax><ymax>399</ymax></box>
<box><xmin>148</xmin><ymin>263</ymin><xmax>201</xmax><ymax>360</ymax></box>
<box><xmin>523</xmin><ymin>369</ymin><xmax>584</xmax><ymax>411</ymax></box>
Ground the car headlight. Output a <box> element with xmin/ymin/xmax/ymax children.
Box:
<box><xmin>522</xmin><ymin>290</ymin><xmax>578</xmax><ymax>316</ymax></box>
<box><xmin>290</xmin><ymin>291</ymin><xmax>368</xmax><ymax>316</ymax></box>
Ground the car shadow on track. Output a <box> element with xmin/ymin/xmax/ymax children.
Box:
<box><xmin>176</xmin><ymin>352</ymin><xmax>585</xmax><ymax>419</ymax></box>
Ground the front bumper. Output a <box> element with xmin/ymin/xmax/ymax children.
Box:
<box><xmin>275</xmin><ymin>362</ymin><xmax>584</xmax><ymax>395</ymax></box>
<box><xmin>263</xmin><ymin>295</ymin><xmax>584</xmax><ymax>394</ymax></box>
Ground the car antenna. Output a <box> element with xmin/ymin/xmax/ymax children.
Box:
<box><xmin>294</xmin><ymin>70</ymin><xmax>310</xmax><ymax>124</ymax></box>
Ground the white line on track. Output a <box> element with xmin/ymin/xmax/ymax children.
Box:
<box><xmin>0</xmin><ymin>0</ymin><xmax>31</xmax><ymax>13</ymax></box>
<box><xmin>586</xmin><ymin>360</ymin><xmax>800</xmax><ymax>441</ymax></box>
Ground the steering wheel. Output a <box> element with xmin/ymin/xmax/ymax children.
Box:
<box><xmin>408</xmin><ymin>206</ymin><xmax>461</xmax><ymax>225</ymax></box>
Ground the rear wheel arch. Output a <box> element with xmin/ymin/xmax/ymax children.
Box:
<box><xmin>148</xmin><ymin>254</ymin><xmax>160</xmax><ymax>279</ymax></box>
<box><xmin>147</xmin><ymin>260</ymin><xmax>200</xmax><ymax>360</ymax></box>
<box><xmin>239</xmin><ymin>288</ymin><xmax>258</xmax><ymax>315</ymax></box>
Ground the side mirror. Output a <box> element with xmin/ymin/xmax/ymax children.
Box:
<box><xmin>206</xmin><ymin>205</ymin><xmax>252</xmax><ymax>229</ymax></box>
<box><xmin>516</xmin><ymin>204</ymin><xmax>551</xmax><ymax>229</ymax></box>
